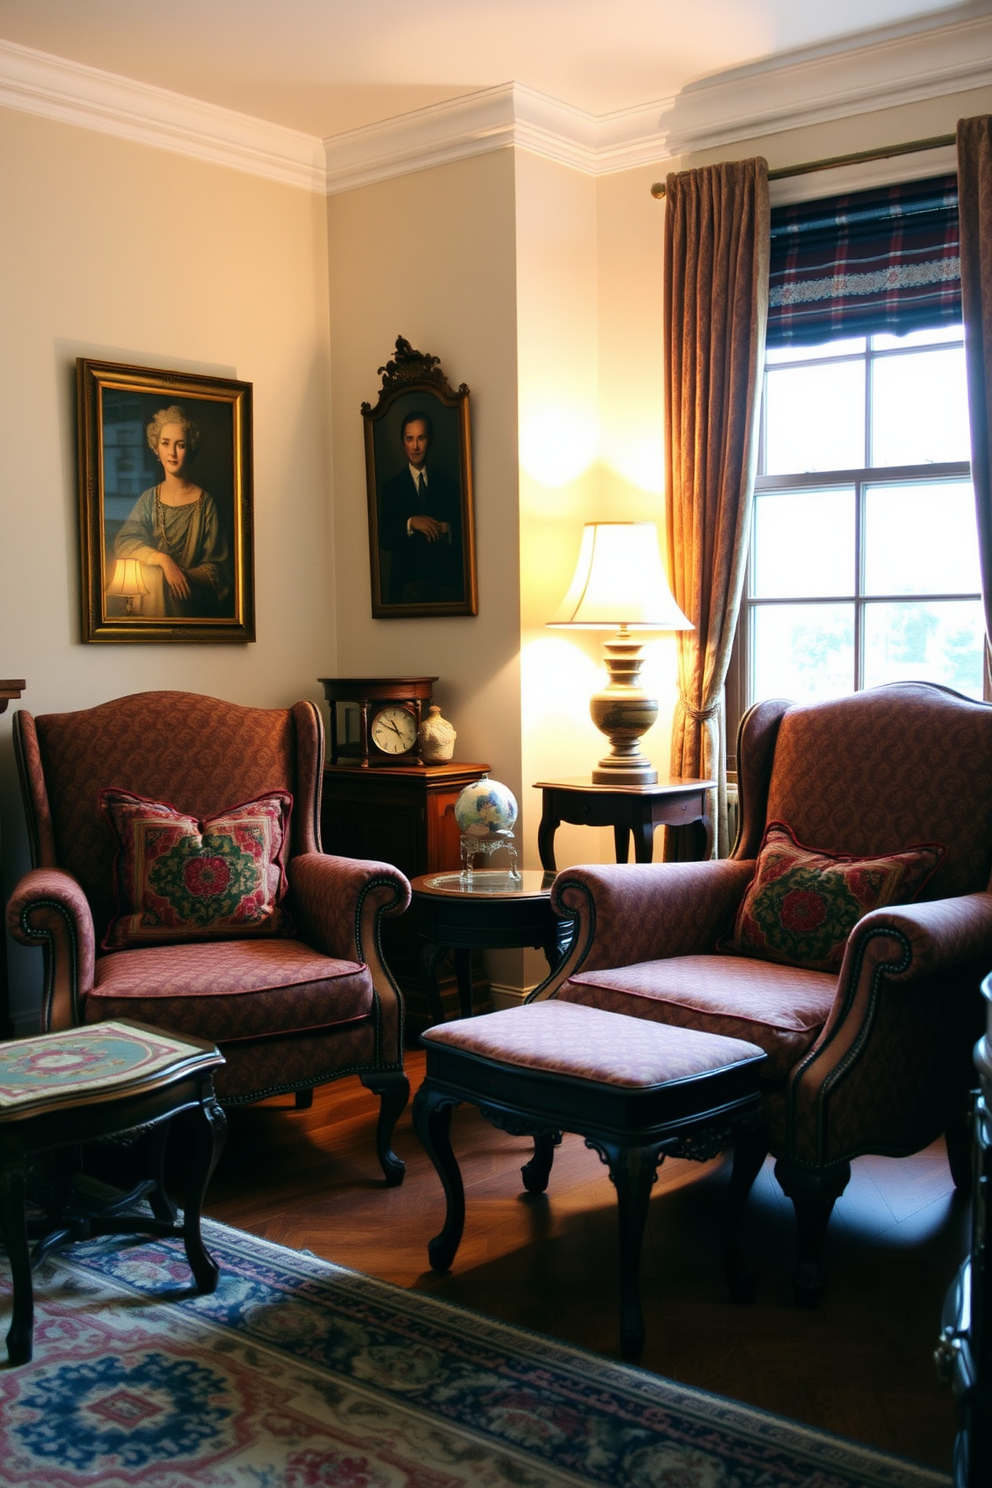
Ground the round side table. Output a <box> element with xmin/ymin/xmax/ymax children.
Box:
<box><xmin>410</xmin><ymin>870</ymin><xmax>573</xmax><ymax>1024</ymax></box>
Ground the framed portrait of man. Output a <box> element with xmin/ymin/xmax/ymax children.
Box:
<box><xmin>362</xmin><ymin>338</ymin><xmax>478</xmax><ymax>619</ymax></box>
<box><xmin>77</xmin><ymin>358</ymin><xmax>254</xmax><ymax>643</ymax></box>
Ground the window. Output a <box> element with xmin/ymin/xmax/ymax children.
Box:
<box><xmin>739</xmin><ymin>324</ymin><xmax>983</xmax><ymax>711</ymax></box>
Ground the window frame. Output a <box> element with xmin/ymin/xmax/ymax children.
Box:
<box><xmin>726</xmin><ymin>325</ymin><xmax>977</xmax><ymax>772</ymax></box>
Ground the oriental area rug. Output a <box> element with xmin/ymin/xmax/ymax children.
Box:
<box><xmin>0</xmin><ymin>1219</ymin><xmax>950</xmax><ymax>1488</ymax></box>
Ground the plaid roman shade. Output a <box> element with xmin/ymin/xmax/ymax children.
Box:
<box><xmin>767</xmin><ymin>174</ymin><xmax>961</xmax><ymax>346</ymax></box>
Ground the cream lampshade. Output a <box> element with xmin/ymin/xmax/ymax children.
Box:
<box><xmin>547</xmin><ymin>522</ymin><xmax>692</xmax><ymax>784</ymax></box>
<box><xmin>106</xmin><ymin>558</ymin><xmax>149</xmax><ymax>617</ymax></box>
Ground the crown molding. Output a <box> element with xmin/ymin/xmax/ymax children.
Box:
<box><xmin>0</xmin><ymin>37</ymin><xmax>325</xmax><ymax>191</ymax></box>
<box><xmin>321</xmin><ymin>84</ymin><xmax>670</xmax><ymax>193</ymax></box>
<box><xmin>663</xmin><ymin>11</ymin><xmax>992</xmax><ymax>154</ymax></box>
<box><xmin>0</xmin><ymin>14</ymin><xmax>989</xmax><ymax>196</ymax></box>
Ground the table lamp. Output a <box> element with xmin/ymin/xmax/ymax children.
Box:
<box><xmin>547</xmin><ymin>522</ymin><xmax>692</xmax><ymax>785</ymax></box>
<box><xmin>106</xmin><ymin>557</ymin><xmax>149</xmax><ymax>616</ymax></box>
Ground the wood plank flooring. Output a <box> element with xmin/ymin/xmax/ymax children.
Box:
<box><xmin>191</xmin><ymin>1050</ymin><xmax>968</xmax><ymax>1473</ymax></box>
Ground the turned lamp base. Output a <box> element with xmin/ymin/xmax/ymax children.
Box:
<box><xmin>589</xmin><ymin>628</ymin><xmax>659</xmax><ymax>785</ymax></box>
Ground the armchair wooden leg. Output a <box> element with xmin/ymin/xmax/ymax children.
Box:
<box><xmin>722</xmin><ymin>1126</ymin><xmax>767</xmax><ymax>1303</ymax></box>
<box><xmin>294</xmin><ymin>1088</ymin><xmax>314</xmax><ymax>1111</ymax></box>
<box><xmin>361</xmin><ymin>1071</ymin><xmax>409</xmax><ymax>1187</ymax></box>
<box><xmin>774</xmin><ymin>1157</ymin><xmax>851</xmax><ymax>1307</ymax></box>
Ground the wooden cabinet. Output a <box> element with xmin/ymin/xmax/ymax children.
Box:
<box><xmin>320</xmin><ymin>761</ymin><xmax>490</xmax><ymax>1023</ymax></box>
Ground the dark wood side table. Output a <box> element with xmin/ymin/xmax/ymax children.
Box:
<box><xmin>0</xmin><ymin>1018</ymin><xmax>225</xmax><ymax>1364</ymax></box>
<box><xmin>321</xmin><ymin>761</ymin><xmax>490</xmax><ymax>1022</ymax></box>
<box><xmin>411</xmin><ymin>870</ymin><xmax>572</xmax><ymax>1024</ymax></box>
<box><xmin>533</xmin><ymin>775</ymin><xmax>716</xmax><ymax>870</ymax></box>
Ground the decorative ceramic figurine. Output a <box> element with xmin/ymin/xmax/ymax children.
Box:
<box><xmin>453</xmin><ymin>776</ymin><xmax>520</xmax><ymax>881</ymax></box>
<box><xmin>418</xmin><ymin>704</ymin><xmax>457</xmax><ymax>763</ymax></box>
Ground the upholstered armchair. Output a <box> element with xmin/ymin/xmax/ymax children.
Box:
<box><xmin>535</xmin><ymin>682</ymin><xmax>992</xmax><ymax>1300</ymax></box>
<box><xmin>6</xmin><ymin>691</ymin><xmax>412</xmax><ymax>1183</ymax></box>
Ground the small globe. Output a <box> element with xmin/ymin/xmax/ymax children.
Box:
<box><xmin>454</xmin><ymin>777</ymin><xmax>518</xmax><ymax>839</ymax></box>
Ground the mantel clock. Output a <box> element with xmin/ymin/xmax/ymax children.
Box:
<box><xmin>319</xmin><ymin>677</ymin><xmax>436</xmax><ymax>767</ymax></box>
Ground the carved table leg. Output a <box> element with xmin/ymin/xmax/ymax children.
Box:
<box><xmin>521</xmin><ymin>1133</ymin><xmax>557</xmax><ymax>1193</ymax></box>
<box><xmin>721</xmin><ymin>1125</ymin><xmax>767</xmax><ymax>1302</ymax></box>
<box><xmin>590</xmin><ymin>1138</ymin><xmax>662</xmax><ymax>1359</ymax></box>
<box><xmin>181</xmin><ymin>1094</ymin><xmax>227</xmax><ymax>1294</ymax></box>
<box><xmin>146</xmin><ymin>1119</ymin><xmax>180</xmax><ymax>1223</ymax></box>
<box><xmin>537</xmin><ymin>809</ymin><xmax>561</xmax><ymax>873</ymax></box>
<box><xmin>631</xmin><ymin>818</ymin><xmax>655</xmax><ymax>864</ymax></box>
<box><xmin>413</xmin><ymin>1085</ymin><xmax>465</xmax><ymax>1271</ymax></box>
<box><xmin>0</xmin><ymin>1159</ymin><xmax>34</xmax><ymax>1364</ymax></box>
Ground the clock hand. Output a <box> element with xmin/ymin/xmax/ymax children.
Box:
<box><xmin>384</xmin><ymin>718</ymin><xmax>404</xmax><ymax>737</ymax></box>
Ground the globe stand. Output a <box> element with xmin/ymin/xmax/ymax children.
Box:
<box><xmin>459</xmin><ymin>830</ymin><xmax>521</xmax><ymax>885</ymax></box>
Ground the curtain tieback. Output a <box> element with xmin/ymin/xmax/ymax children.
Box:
<box><xmin>678</xmin><ymin>691</ymin><xmax>720</xmax><ymax>723</ymax></box>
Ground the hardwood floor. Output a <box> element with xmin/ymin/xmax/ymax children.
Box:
<box><xmin>191</xmin><ymin>1050</ymin><xmax>968</xmax><ymax>1473</ymax></box>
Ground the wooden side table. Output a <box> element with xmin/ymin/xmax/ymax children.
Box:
<box><xmin>0</xmin><ymin>1019</ymin><xmax>226</xmax><ymax>1364</ymax></box>
<box><xmin>533</xmin><ymin>776</ymin><xmax>716</xmax><ymax>870</ymax></box>
<box><xmin>321</xmin><ymin>761</ymin><xmax>491</xmax><ymax>1022</ymax></box>
<box><xmin>411</xmin><ymin>871</ymin><xmax>572</xmax><ymax>1024</ymax></box>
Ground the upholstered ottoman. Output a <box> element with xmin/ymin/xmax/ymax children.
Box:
<box><xmin>413</xmin><ymin>999</ymin><xmax>765</xmax><ymax>1358</ymax></box>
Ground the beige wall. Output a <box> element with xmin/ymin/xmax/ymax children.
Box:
<box><xmin>0</xmin><ymin>106</ymin><xmax>334</xmax><ymax>1027</ymax></box>
<box><xmin>326</xmin><ymin>150</ymin><xmax>522</xmax><ymax>795</ymax></box>
<box><xmin>3</xmin><ymin>75</ymin><xmax>991</xmax><ymax>1023</ymax></box>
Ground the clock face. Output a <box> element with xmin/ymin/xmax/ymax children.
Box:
<box><xmin>370</xmin><ymin>704</ymin><xmax>418</xmax><ymax>755</ymax></box>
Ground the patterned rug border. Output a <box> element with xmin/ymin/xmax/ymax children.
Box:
<box><xmin>29</xmin><ymin>1215</ymin><xmax>952</xmax><ymax>1488</ymax></box>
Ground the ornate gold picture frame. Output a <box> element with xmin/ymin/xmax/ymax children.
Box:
<box><xmin>362</xmin><ymin>337</ymin><xmax>478</xmax><ymax>619</ymax></box>
<box><xmin>77</xmin><ymin>358</ymin><xmax>255</xmax><ymax>643</ymax></box>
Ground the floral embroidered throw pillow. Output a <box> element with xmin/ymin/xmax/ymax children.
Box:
<box><xmin>100</xmin><ymin>788</ymin><xmax>293</xmax><ymax>950</ymax></box>
<box><xmin>722</xmin><ymin>821</ymin><xmax>945</xmax><ymax>972</ymax></box>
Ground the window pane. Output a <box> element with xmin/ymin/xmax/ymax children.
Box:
<box><xmin>752</xmin><ymin>489</ymin><xmax>854</xmax><ymax>598</ymax></box>
<box><xmin>863</xmin><ymin>599</ymin><xmax>985</xmax><ymax>698</ymax></box>
<box><xmin>766</xmin><ymin>336</ymin><xmax>866</xmax><ymax>365</ymax></box>
<box><xmin>764</xmin><ymin>361</ymin><xmax>865</xmax><ymax>474</ymax></box>
<box><xmin>872</xmin><ymin>325</ymin><xmax>963</xmax><ymax>350</ymax></box>
<box><xmin>871</xmin><ymin>346</ymin><xmax>970</xmax><ymax>466</ymax></box>
<box><xmin>752</xmin><ymin>603</ymin><xmax>854</xmax><ymax>703</ymax></box>
<box><xmin>864</xmin><ymin>482</ymin><xmax>981</xmax><ymax>595</ymax></box>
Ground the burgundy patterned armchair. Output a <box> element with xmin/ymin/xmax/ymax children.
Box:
<box><xmin>5</xmin><ymin>691</ymin><xmax>411</xmax><ymax>1183</ymax></box>
<box><xmin>537</xmin><ymin>682</ymin><xmax>992</xmax><ymax>1300</ymax></box>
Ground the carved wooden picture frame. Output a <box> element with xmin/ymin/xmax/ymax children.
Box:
<box><xmin>363</xmin><ymin>337</ymin><xmax>477</xmax><ymax>619</ymax></box>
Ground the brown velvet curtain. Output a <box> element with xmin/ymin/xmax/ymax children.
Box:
<box><xmin>664</xmin><ymin>159</ymin><xmax>770</xmax><ymax>857</ymax></box>
<box><xmin>956</xmin><ymin>117</ymin><xmax>992</xmax><ymax>686</ymax></box>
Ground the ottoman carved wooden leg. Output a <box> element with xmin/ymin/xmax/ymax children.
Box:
<box><xmin>414</xmin><ymin>999</ymin><xmax>766</xmax><ymax>1359</ymax></box>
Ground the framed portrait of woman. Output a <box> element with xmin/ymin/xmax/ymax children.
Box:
<box><xmin>77</xmin><ymin>358</ymin><xmax>254</xmax><ymax>643</ymax></box>
<box><xmin>362</xmin><ymin>337</ymin><xmax>477</xmax><ymax>619</ymax></box>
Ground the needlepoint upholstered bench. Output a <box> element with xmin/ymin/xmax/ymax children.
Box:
<box><xmin>413</xmin><ymin>998</ymin><xmax>765</xmax><ymax>1358</ymax></box>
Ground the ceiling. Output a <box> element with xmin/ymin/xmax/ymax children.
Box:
<box><xmin>0</xmin><ymin>0</ymin><xmax>979</xmax><ymax>140</ymax></box>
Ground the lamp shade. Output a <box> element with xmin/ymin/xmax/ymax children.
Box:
<box><xmin>106</xmin><ymin>558</ymin><xmax>149</xmax><ymax>598</ymax></box>
<box><xmin>547</xmin><ymin>522</ymin><xmax>692</xmax><ymax>631</ymax></box>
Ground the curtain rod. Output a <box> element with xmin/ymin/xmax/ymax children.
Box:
<box><xmin>649</xmin><ymin>132</ymin><xmax>956</xmax><ymax>199</ymax></box>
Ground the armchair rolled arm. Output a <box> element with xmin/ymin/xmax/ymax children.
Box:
<box><xmin>845</xmin><ymin>893</ymin><xmax>992</xmax><ymax>981</ymax></box>
<box><xmin>786</xmin><ymin>892</ymin><xmax>992</xmax><ymax>1168</ymax></box>
<box><xmin>288</xmin><ymin>852</ymin><xmax>411</xmax><ymax>969</ymax></box>
<box><xmin>533</xmin><ymin>858</ymin><xmax>755</xmax><ymax>997</ymax></box>
<box><xmin>6</xmin><ymin>867</ymin><xmax>96</xmax><ymax>1030</ymax></box>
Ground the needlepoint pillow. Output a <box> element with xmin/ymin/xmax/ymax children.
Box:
<box><xmin>100</xmin><ymin>788</ymin><xmax>293</xmax><ymax>950</ymax></box>
<box><xmin>722</xmin><ymin>821</ymin><xmax>945</xmax><ymax>972</ymax></box>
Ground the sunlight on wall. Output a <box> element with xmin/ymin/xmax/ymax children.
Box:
<box><xmin>601</xmin><ymin>429</ymin><xmax>666</xmax><ymax>498</ymax></box>
<box><xmin>519</xmin><ymin>404</ymin><xmax>599</xmax><ymax>493</ymax></box>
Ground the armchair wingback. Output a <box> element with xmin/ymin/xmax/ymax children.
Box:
<box><xmin>6</xmin><ymin>691</ymin><xmax>412</xmax><ymax>1183</ymax></box>
<box><xmin>536</xmin><ymin>682</ymin><xmax>992</xmax><ymax>1297</ymax></box>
